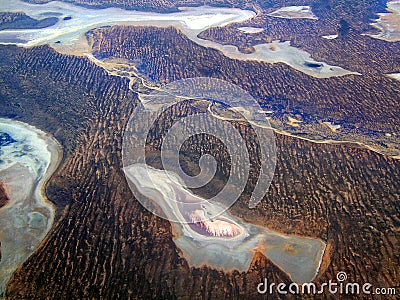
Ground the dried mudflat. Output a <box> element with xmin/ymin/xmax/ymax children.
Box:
<box><xmin>0</xmin><ymin>119</ymin><xmax>61</xmax><ymax>296</ymax></box>
<box><xmin>0</xmin><ymin>0</ymin><xmax>358</xmax><ymax>78</ymax></box>
<box><xmin>388</xmin><ymin>73</ymin><xmax>400</xmax><ymax>81</ymax></box>
<box><xmin>124</xmin><ymin>164</ymin><xmax>326</xmax><ymax>283</ymax></box>
<box><xmin>368</xmin><ymin>0</ymin><xmax>400</xmax><ymax>41</ymax></box>
<box><xmin>267</xmin><ymin>5</ymin><xmax>318</xmax><ymax>20</ymax></box>
<box><xmin>237</xmin><ymin>26</ymin><xmax>264</xmax><ymax>34</ymax></box>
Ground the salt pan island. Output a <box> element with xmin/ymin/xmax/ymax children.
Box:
<box><xmin>0</xmin><ymin>119</ymin><xmax>61</xmax><ymax>296</ymax></box>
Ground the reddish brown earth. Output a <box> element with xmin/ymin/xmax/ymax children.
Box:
<box><xmin>0</xmin><ymin>182</ymin><xmax>9</xmax><ymax>208</ymax></box>
<box><xmin>0</xmin><ymin>182</ymin><xmax>9</xmax><ymax>262</ymax></box>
